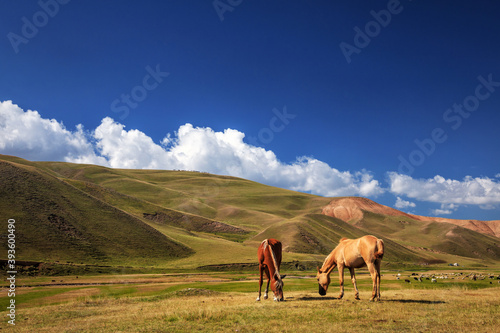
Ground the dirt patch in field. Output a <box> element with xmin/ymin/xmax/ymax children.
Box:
<box><xmin>406</xmin><ymin>246</ymin><xmax>447</xmax><ymax>256</ymax></box>
<box><xmin>174</xmin><ymin>288</ymin><xmax>222</xmax><ymax>297</ymax></box>
<box><xmin>46</xmin><ymin>287</ymin><xmax>101</xmax><ymax>303</ymax></box>
<box><xmin>19</xmin><ymin>287</ymin><xmax>102</xmax><ymax>308</ymax></box>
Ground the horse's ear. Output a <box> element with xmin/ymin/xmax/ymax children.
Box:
<box><xmin>281</xmin><ymin>274</ymin><xmax>287</xmax><ymax>279</ymax></box>
<box><xmin>317</xmin><ymin>266</ymin><xmax>322</xmax><ymax>274</ymax></box>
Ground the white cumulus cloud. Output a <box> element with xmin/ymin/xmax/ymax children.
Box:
<box><xmin>92</xmin><ymin>119</ymin><xmax>383</xmax><ymax>197</ymax></box>
<box><xmin>388</xmin><ymin>172</ymin><xmax>500</xmax><ymax>208</ymax></box>
<box><xmin>93</xmin><ymin>117</ymin><xmax>170</xmax><ymax>169</ymax></box>
<box><xmin>0</xmin><ymin>100</ymin><xmax>105</xmax><ymax>164</ymax></box>
<box><xmin>394</xmin><ymin>197</ymin><xmax>416</xmax><ymax>210</ymax></box>
<box><xmin>0</xmin><ymin>101</ymin><xmax>383</xmax><ymax>198</ymax></box>
<box><xmin>431</xmin><ymin>208</ymin><xmax>453</xmax><ymax>215</ymax></box>
<box><xmin>431</xmin><ymin>203</ymin><xmax>459</xmax><ymax>216</ymax></box>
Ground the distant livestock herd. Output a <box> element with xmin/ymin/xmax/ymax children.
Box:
<box><xmin>397</xmin><ymin>272</ymin><xmax>500</xmax><ymax>284</ymax></box>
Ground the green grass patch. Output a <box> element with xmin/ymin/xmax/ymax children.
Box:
<box><xmin>0</xmin><ymin>287</ymin><xmax>78</xmax><ymax>310</ymax></box>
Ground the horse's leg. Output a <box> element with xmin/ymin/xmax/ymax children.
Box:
<box><xmin>257</xmin><ymin>264</ymin><xmax>263</xmax><ymax>301</ymax></box>
<box><xmin>349</xmin><ymin>267</ymin><xmax>360</xmax><ymax>300</ymax></box>
<box><xmin>264</xmin><ymin>267</ymin><xmax>271</xmax><ymax>300</ymax></box>
<box><xmin>375</xmin><ymin>259</ymin><xmax>381</xmax><ymax>301</ymax></box>
<box><xmin>337</xmin><ymin>264</ymin><xmax>344</xmax><ymax>299</ymax></box>
<box><xmin>367</xmin><ymin>262</ymin><xmax>378</xmax><ymax>301</ymax></box>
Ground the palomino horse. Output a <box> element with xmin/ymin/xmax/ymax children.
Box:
<box><xmin>316</xmin><ymin>235</ymin><xmax>384</xmax><ymax>301</ymax></box>
<box><xmin>257</xmin><ymin>238</ymin><xmax>286</xmax><ymax>302</ymax></box>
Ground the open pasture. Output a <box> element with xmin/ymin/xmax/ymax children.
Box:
<box><xmin>2</xmin><ymin>269</ymin><xmax>499</xmax><ymax>332</ymax></box>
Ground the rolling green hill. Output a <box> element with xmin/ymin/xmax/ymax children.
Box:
<box><xmin>0</xmin><ymin>157</ymin><xmax>192</xmax><ymax>266</ymax></box>
<box><xmin>0</xmin><ymin>154</ymin><xmax>498</xmax><ymax>271</ymax></box>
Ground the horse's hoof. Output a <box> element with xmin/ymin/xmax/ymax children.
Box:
<box><xmin>263</xmin><ymin>295</ymin><xmax>268</xmax><ymax>300</ymax></box>
<box><xmin>256</xmin><ymin>297</ymin><xmax>260</xmax><ymax>301</ymax></box>
<box><xmin>355</xmin><ymin>297</ymin><xmax>360</xmax><ymax>300</ymax></box>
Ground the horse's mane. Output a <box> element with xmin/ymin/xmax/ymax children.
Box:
<box><xmin>263</xmin><ymin>239</ymin><xmax>283</xmax><ymax>283</ymax></box>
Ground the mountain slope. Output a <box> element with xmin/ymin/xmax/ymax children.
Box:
<box><xmin>0</xmin><ymin>158</ymin><xmax>192</xmax><ymax>266</ymax></box>
<box><xmin>322</xmin><ymin>197</ymin><xmax>500</xmax><ymax>261</ymax></box>
<box><xmin>1</xmin><ymin>154</ymin><xmax>499</xmax><ymax>269</ymax></box>
<box><xmin>410</xmin><ymin>214</ymin><xmax>500</xmax><ymax>238</ymax></box>
<box><xmin>321</xmin><ymin>197</ymin><xmax>500</xmax><ymax>237</ymax></box>
<box><xmin>322</xmin><ymin>197</ymin><xmax>500</xmax><ymax>237</ymax></box>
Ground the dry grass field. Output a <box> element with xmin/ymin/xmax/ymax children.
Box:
<box><xmin>1</xmin><ymin>156</ymin><xmax>499</xmax><ymax>331</ymax></box>
<box><xmin>2</xmin><ymin>270</ymin><xmax>499</xmax><ymax>332</ymax></box>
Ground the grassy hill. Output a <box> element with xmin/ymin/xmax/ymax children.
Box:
<box><xmin>323</xmin><ymin>197</ymin><xmax>500</xmax><ymax>263</ymax></box>
<box><xmin>1</xmin><ymin>154</ymin><xmax>498</xmax><ymax>271</ymax></box>
<box><xmin>0</xmin><ymin>157</ymin><xmax>192</xmax><ymax>267</ymax></box>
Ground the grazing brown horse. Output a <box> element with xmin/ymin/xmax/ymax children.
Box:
<box><xmin>257</xmin><ymin>239</ymin><xmax>286</xmax><ymax>302</ymax></box>
<box><xmin>316</xmin><ymin>235</ymin><xmax>384</xmax><ymax>301</ymax></box>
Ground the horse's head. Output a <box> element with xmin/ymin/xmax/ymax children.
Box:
<box><xmin>316</xmin><ymin>266</ymin><xmax>335</xmax><ymax>296</ymax></box>
<box><xmin>271</xmin><ymin>273</ymin><xmax>286</xmax><ymax>301</ymax></box>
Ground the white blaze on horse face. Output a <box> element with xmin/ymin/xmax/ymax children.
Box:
<box><xmin>273</xmin><ymin>289</ymin><xmax>283</xmax><ymax>301</ymax></box>
<box><xmin>270</xmin><ymin>272</ymin><xmax>285</xmax><ymax>301</ymax></box>
<box><xmin>272</xmin><ymin>276</ymin><xmax>285</xmax><ymax>301</ymax></box>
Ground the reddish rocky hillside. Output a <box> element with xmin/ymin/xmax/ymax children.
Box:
<box><xmin>408</xmin><ymin>214</ymin><xmax>500</xmax><ymax>239</ymax></box>
<box><xmin>322</xmin><ymin>197</ymin><xmax>500</xmax><ymax>238</ymax></box>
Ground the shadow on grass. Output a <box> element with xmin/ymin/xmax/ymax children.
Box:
<box><xmin>293</xmin><ymin>296</ymin><xmax>339</xmax><ymax>301</ymax></box>
<box><xmin>289</xmin><ymin>296</ymin><xmax>445</xmax><ymax>304</ymax></box>
<box><xmin>386</xmin><ymin>299</ymin><xmax>445</xmax><ymax>304</ymax></box>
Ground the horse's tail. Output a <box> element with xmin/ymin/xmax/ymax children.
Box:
<box><xmin>374</xmin><ymin>238</ymin><xmax>384</xmax><ymax>260</ymax></box>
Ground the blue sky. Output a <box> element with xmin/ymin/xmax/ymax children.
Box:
<box><xmin>1</xmin><ymin>0</ymin><xmax>499</xmax><ymax>220</ymax></box>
